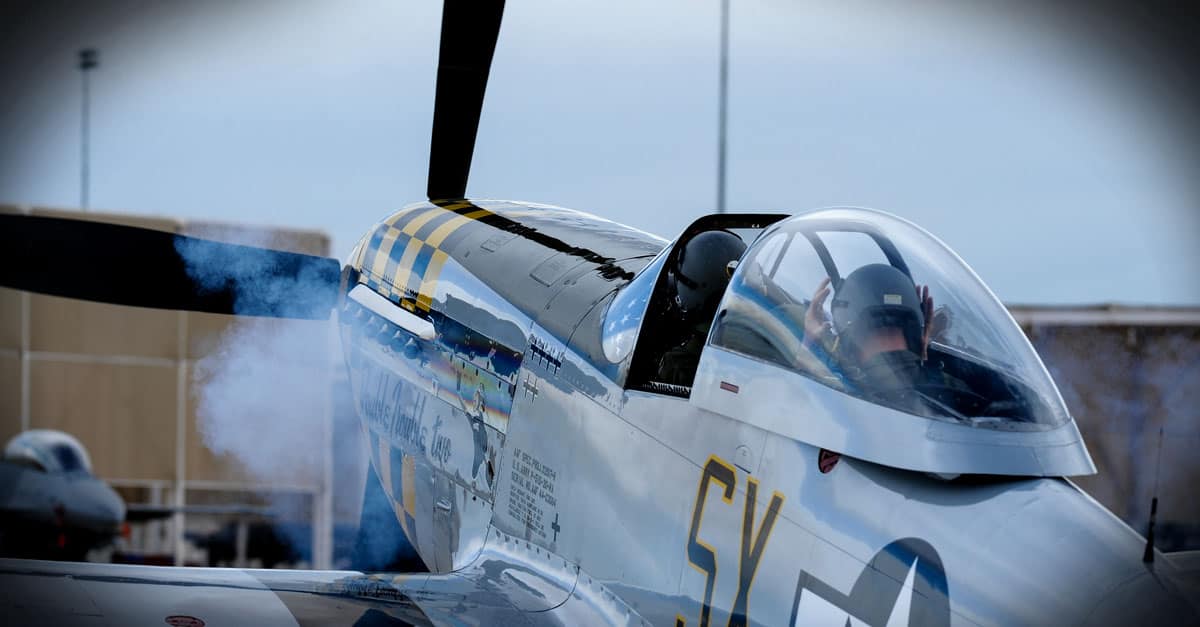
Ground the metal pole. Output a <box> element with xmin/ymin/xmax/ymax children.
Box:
<box><xmin>78</xmin><ymin>48</ymin><xmax>98</xmax><ymax>211</ymax></box>
<box><xmin>716</xmin><ymin>0</ymin><xmax>729</xmax><ymax>214</ymax></box>
<box><xmin>19</xmin><ymin>291</ymin><xmax>30</xmax><ymax>433</ymax></box>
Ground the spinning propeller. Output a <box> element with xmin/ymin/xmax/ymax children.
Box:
<box><xmin>0</xmin><ymin>0</ymin><xmax>505</xmax><ymax>319</ymax></box>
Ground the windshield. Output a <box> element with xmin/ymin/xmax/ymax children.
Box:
<box><xmin>710</xmin><ymin>208</ymin><xmax>1069</xmax><ymax>429</ymax></box>
<box><xmin>602</xmin><ymin>247</ymin><xmax>670</xmax><ymax>364</ymax></box>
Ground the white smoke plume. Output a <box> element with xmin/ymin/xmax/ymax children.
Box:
<box><xmin>191</xmin><ymin>316</ymin><xmax>336</xmax><ymax>489</ymax></box>
<box><xmin>176</xmin><ymin>223</ymin><xmax>369</xmax><ymax>566</ymax></box>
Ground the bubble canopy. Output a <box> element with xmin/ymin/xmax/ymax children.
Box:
<box><xmin>710</xmin><ymin>208</ymin><xmax>1070</xmax><ymax>430</ymax></box>
<box><xmin>4</xmin><ymin>430</ymin><xmax>93</xmax><ymax>474</ymax></box>
<box><xmin>603</xmin><ymin>208</ymin><xmax>1093</xmax><ymax>475</ymax></box>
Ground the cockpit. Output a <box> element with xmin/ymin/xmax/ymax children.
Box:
<box><xmin>603</xmin><ymin>208</ymin><xmax>1094</xmax><ymax>477</ymax></box>
<box><xmin>3</xmin><ymin>430</ymin><xmax>93</xmax><ymax>475</ymax></box>
<box><xmin>710</xmin><ymin>208</ymin><xmax>1068</xmax><ymax>429</ymax></box>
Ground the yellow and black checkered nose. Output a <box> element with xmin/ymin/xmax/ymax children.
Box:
<box><xmin>356</xmin><ymin>202</ymin><xmax>495</xmax><ymax>313</ymax></box>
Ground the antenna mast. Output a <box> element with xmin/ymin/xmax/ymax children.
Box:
<box><xmin>1142</xmin><ymin>427</ymin><xmax>1165</xmax><ymax>563</ymax></box>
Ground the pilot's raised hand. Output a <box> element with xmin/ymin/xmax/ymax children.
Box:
<box><xmin>919</xmin><ymin>284</ymin><xmax>934</xmax><ymax>361</ymax></box>
<box><xmin>804</xmin><ymin>277</ymin><xmax>833</xmax><ymax>347</ymax></box>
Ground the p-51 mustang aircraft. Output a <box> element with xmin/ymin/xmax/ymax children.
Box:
<box><xmin>1</xmin><ymin>1</ymin><xmax>1197</xmax><ymax>625</ymax></box>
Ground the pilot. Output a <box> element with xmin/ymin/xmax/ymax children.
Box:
<box><xmin>802</xmin><ymin>264</ymin><xmax>958</xmax><ymax>403</ymax></box>
<box><xmin>656</xmin><ymin>230</ymin><xmax>747</xmax><ymax>387</ymax></box>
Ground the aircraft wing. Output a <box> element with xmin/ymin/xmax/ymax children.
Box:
<box><xmin>123</xmin><ymin>504</ymin><xmax>275</xmax><ymax>523</ymax></box>
<box><xmin>1163</xmin><ymin>551</ymin><xmax>1200</xmax><ymax>613</ymax></box>
<box><xmin>0</xmin><ymin>557</ymin><xmax>635</xmax><ymax>626</ymax></box>
<box><xmin>0</xmin><ymin>559</ymin><xmax>426</xmax><ymax>626</ymax></box>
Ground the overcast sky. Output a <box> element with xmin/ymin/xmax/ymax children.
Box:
<box><xmin>1</xmin><ymin>1</ymin><xmax>1197</xmax><ymax>305</ymax></box>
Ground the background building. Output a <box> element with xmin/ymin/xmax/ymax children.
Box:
<box><xmin>1013</xmin><ymin>305</ymin><xmax>1200</xmax><ymax>551</ymax></box>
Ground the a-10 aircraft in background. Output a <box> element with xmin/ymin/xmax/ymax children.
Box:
<box><xmin>1</xmin><ymin>1</ymin><xmax>1197</xmax><ymax>625</ymax></box>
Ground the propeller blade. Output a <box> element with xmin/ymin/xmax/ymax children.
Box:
<box><xmin>0</xmin><ymin>214</ymin><xmax>341</xmax><ymax>320</ymax></box>
<box><xmin>426</xmin><ymin>0</ymin><xmax>506</xmax><ymax>201</ymax></box>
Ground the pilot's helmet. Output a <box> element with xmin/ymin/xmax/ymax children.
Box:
<box><xmin>668</xmin><ymin>229</ymin><xmax>746</xmax><ymax>322</ymax></box>
<box><xmin>831</xmin><ymin>263</ymin><xmax>924</xmax><ymax>356</ymax></box>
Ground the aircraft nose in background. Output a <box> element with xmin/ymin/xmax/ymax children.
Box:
<box><xmin>64</xmin><ymin>477</ymin><xmax>126</xmax><ymax>534</ymax></box>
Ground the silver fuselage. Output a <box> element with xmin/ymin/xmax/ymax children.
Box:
<box><xmin>341</xmin><ymin>287</ymin><xmax>1188</xmax><ymax>626</ymax></box>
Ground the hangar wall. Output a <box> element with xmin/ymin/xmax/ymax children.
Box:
<box><xmin>1012</xmin><ymin>305</ymin><xmax>1200</xmax><ymax>551</ymax></box>
<box><xmin>0</xmin><ymin>205</ymin><xmax>339</xmax><ymax>567</ymax></box>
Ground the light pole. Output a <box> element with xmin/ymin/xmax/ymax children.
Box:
<box><xmin>78</xmin><ymin>48</ymin><xmax>98</xmax><ymax>211</ymax></box>
<box><xmin>716</xmin><ymin>0</ymin><xmax>729</xmax><ymax>214</ymax></box>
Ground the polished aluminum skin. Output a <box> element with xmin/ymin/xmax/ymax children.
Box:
<box><xmin>331</xmin><ymin>204</ymin><xmax>1194</xmax><ymax>625</ymax></box>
